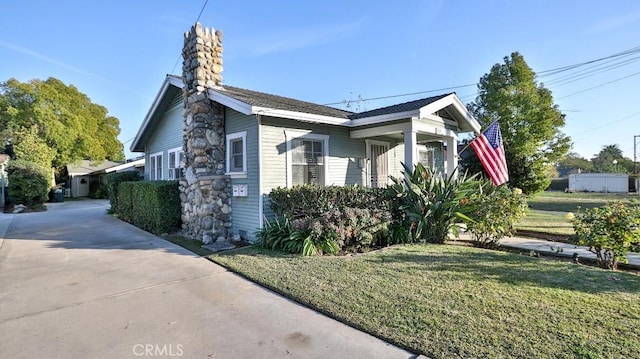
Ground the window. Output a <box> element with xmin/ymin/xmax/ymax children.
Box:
<box><xmin>149</xmin><ymin>152</ymin><xmax>163</xmax><ymax>180</ymax></box>
<box><xmin>226</xmin><ymin>131</ymin><xmax>247</xmax><ymax>178</ymax></box>
<box><xmin>168</xmin><ymin>147</ymin><xmax>183</xmax><ymax>180</ymax></box>
<box><xmin>419</xmin><ymin>148</ymin><xmax>435</xmax><ymax>169</ymax></box>
<box><xmin>286</xmin><ymin>131</ymin><xmax>329</xmax><ymax>187</ymax></box>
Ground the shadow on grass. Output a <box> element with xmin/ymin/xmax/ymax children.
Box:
<box><xmin>360</xmin><ymin>246</ymin><xmax>640</xmax><ymax>294</ymax></box>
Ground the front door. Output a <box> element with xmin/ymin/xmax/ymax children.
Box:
<box><xmin>367</xmin><ymin>140</ymin><xmax>389</xmax><ymax>188</ymax></box>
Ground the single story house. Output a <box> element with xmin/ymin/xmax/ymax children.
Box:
<box><xmin>131</xmin><ymin>74</ymin><xmax>480</xmax><ymax>241</ymax></box>
<box><xmin>65</xmin><ymin>160</ymin><xmax>122</xmax><ymax>197</ymax></box>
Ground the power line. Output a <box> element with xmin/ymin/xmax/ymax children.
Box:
<box><xmin>556</xmin><ymin>70</ymin><xmax>640</xmax><ymax>100</ymax></box>
<box><xmin>322</xmin><ymin>83</ymin><xmax>477</xmax><ymax>106</ymax></box>
<box><xmin>170</xmin><ymin>0</ymin><xmax>210</xmax><ymax>74</ymax></box>
<box><xmin>324</xmin><ymin>44</ymin><xmax>640</xmax><ymax>108</ymax></box>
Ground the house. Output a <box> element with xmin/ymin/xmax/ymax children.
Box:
<box><xmin>65</xmin><ymin>160</ymin><xmax>122</xmax><ymax>197</ymax></box>
<box><xmin>104</xmin><ymin>157</ymin><xmax>145</xmax><ymax>177</ymax></box>
<box><xmin>130</xmin><ymin>22</ymin><xmax>480</xmax><ymax>243</ymax></box>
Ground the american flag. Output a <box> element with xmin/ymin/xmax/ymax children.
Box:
<box><xmin>470</xmin><ymin>121</ymin><xmax>509</xmax><ymax>186</ymax></box>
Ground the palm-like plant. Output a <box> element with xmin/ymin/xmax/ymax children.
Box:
<box><xmin>388</xmin><ymin>163</ymin><xmax>479</xmax><ymax>243</ymax></box>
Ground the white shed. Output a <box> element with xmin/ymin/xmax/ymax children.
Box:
<box><xmin>568</xmin><ymin>173</ymin><xmax>628</xmax><ymax>193</ymax></box>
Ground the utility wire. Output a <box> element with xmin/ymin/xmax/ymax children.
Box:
<box><xmin>170</xmin><ymin>0</ymin><xmax>210</xmax><ymax>74</ymax></box>
<box><xmin>556</xmin><ymin>70</ymin><xmax>640</xmax><ymax>99</ymax></box>
<box><xmin>324</xmin><ymin>44</ymin><xmax>640</xmax><ymax>108</ymax></box>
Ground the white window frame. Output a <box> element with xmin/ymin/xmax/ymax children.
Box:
<box><xmin>149</xmin><ymin>152</ymin><xmax>163</xmax><ymax>180</ymax></box>
<box><xmin>168</xmin><ymin>146</ymin><xmax>183</xmax><ymax>180</ymax></box>
<box><xmin>226</xmin><ymin>131</ymin><xmax>247</xmax><ymax>179</ymax></box>
<box><xmin>418</xmin><ymin>147</ymin><xmax>436</xmax><ymax>169</ymax></box>
<box><xmin>285</xmin><ymin>130</ymin><xmax>330</xmax><ymax>187</ymax></box>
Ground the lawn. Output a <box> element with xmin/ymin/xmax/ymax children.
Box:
<box><xmin>210</xmin><ymin>244</ymin><xmax>640</xmax><ymax>359</ymax></box>
<box><xmin>528</xmin><ymin>191</ymin><xmax>636</xmax><ymax>212</ymax></box>
<box><xmin>515</xmin><ymin>209</ymin><xmax>574</xmax><ymax>236</ymax></box>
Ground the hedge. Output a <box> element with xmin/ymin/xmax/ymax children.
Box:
<box><xmin>107</xmin><ymin>171</ymin><xmax>142</xmax><ymax>211</ymax></box>
<box><xmin>117</xmin><ymin>180</ymin><xmax>181</xmax><ymax>234</ymax></box>
<box><xmin>7</xmin><ymin>159</ymin><xmax>50</xmax><ymax>207</ymax></box>
<box><xmin>269</xmin><ymin>184</ymin><xmax>389</xmax><ymax>219</ymax></box>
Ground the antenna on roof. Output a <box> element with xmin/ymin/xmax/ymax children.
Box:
<box><xmin>342</xmin><ymin>93</ymin><xmax>368</xmax><ymax>112</ymax></box>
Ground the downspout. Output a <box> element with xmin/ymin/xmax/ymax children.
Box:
<box><xmin>257</xmin><ymin>113</ymin><xmax>264</xmax><ymax>229</ymax></box>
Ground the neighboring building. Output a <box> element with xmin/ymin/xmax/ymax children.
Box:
<box><xmin>0</xmin><ymin>154</ymin><xmax>10</xmax><ymax>206</ymax></box>
<box><xmin>130</xmin><ymin>22</ymin><xmax>481</xmax><ymax>243</ymax></box>
<box><xmin>104</xmin><ymin>158</ymin><xmax>145</xmax><ymax>177</ymax></box>
<box><xmin>65</xmin><ymin>160</ymin><xmax>122</xmax><ymax>197</ymax></box>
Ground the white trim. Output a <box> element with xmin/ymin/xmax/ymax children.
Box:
<box><xmin>209</xmin><ymin>89</ymin><xmax>253</xmax><ymax>115</ymax></box>
<box><xmin>226</xmin><ymin>131</ymin><xmax>247</xmax><ymax>178</ymax></box>
<box><xmin>365</xmin><ymin>139</ymin><xmax>390</xmax><ymax>188</ymax></box>
<box><xmin>349</xmin><ymin>110</ymin><xmax>420</xmax><ymax>127</ymax></box>
<box><xmin>350</xmin><ymin>122</ymin><xmax>413</xmax><ymax>139</ymax></box>
<box><xmin>284</xmin><ymin>130</ymin><xmax>330</xmax><ymax>187</ymax></box>
<box><xmin>257</xmin><ymin>115</ymin><xmax>264</xmax><ymax>229</ymax></box>
<box><xmin>167</xmin><ymin>146</ymin><xmax>183</xmax><ymax>180</ymax></box>
<box><xmin>104</xmin><ymin>158</ymin><xmax>145</xmax><ymax>173</ymax></box>
<box><xmin>149</xmin><ymin>151</ymin><xmax>163</xmax><ymax>180</ymax></box>
<box><xmin>131</xmin><ymin>76</ymin><xmax>175</xmax><ymax>152</ymax></box>
<box><xmin>252</xmin><ymin>107</ymin><xmax>351</xmax><ymax>126</ymax></box>
<box><xmin>420</xmin><ymin>94</ymin><xmax>481</xmax><ymax>133</ymax></box>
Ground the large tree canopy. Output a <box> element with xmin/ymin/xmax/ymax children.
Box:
<box><xmin>463</xmin><ymin>52</ymin><xmax>571</xmax><ymax>194</ymax></box>
<box><xmin>0</xmin><ymin>77</ymin><xmax>124</xmax><ymax>169</ymax></box>
<box><xmin>591</xmin><ymin>144</ymin><xmax>634</xmax><ymax>173</ymax></box>
<box><xmin>556</xmin><ymin>152</ymin><xmax>593</xmax><ymax>176</ymax></box>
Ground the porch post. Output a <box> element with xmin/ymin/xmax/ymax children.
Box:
<box><xmin>404</xmin><ymin>129</ymin><xmax>417</xmax><ymax>170</ymax></box>
<box><xmin>445</xmin><ymin>135</ymin><xmax>458</xmax><ymax>177</ymax></box>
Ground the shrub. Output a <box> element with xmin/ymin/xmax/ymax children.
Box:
<box><xmin>258</xmin><ymin>216</ymin><xmax>339</xmax><ymax>256</ymax></box>
<box><xmin>292</xmin><ymin>207</ymin><xmax>392</xmax><ymax>253</ymax></box>
<box><xmin>7</xmin><ymin>159</ymin><xmax>49</xmax><ymax>208</ymax></box>
<box><xmin>570</xmin><ymin>201</ymin><xmax>640</xmax><ymax>269</ymax></box>
<box><xmin>465</xmin><ymin>183</ymin><xmax>528</xmax><ymax>248</ymax></box>
<box><xmin>117</xmin><ymin>180</ymin><xmax>181</xmax><ymax>234</ymax></box>
<box><xmin>269</xmin><ymin>184</ymin><xmax>388</xmax><ymax>219</ymax></box>
<box><xmin>88</xmin><ymin>180</ymin><xmax>108</xmax><ymax>199</ymax></box>
<box><xmin>107</xmin><ymin>171</ymin><xmax>141</xmax><ymax>212</ymax></box>
<box><xmin>387</xmin><ymin>163</ymin><xmax>479</xmax><ymax>243</ymax></box>
<box><xmin>264</xmin><ymin>185</ymin><xmax>392</xmax><ymax>255</ymax></box>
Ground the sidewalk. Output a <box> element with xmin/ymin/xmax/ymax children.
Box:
<box><xmin>0</xmin><ymin>212</ymin><xmax>15</xmax><ymax>249</ymax></box>
<box><xmin>458</xmin><ymin>232</ymin><xmax>640</xmax><ymax>267</ymax></box>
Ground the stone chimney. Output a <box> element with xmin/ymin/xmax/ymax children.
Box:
<box><xmin>180</xmin><ymin>22</ymin><xmax>232</xmax><ymax>245</ymax></box>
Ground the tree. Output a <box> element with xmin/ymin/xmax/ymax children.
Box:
<box><xmin>557</xmin><ymin>152</ymin><xmax>593</xmax><ymax>177</ymax></box>
<box><xmin>0</xmin><ymin>77</ymin><xmax>124</xmax><ymax>173</ymax></box>
<box><xmin>591</xmin><ymin>144</ymin><xmax>633</xmax><ymax>173</ymax></box>
<box><xmin>463</xmin><ymin>52</ymin><xmax>571</xmax><ymax>194</ymax></box>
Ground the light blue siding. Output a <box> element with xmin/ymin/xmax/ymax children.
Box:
<box><xmin>260</xmin><ymin>116</ymin><xmax>368</xmax><ymax>220</ymax></box>
<box><xmin>225</xmin><ymin>108</ymin><xmax>260</xmax><ymax>241</ymax></box>
<box><xmin>144</xmin><ymin>91</ymin><xmax>183</xmax><ymax>180</ymax></box>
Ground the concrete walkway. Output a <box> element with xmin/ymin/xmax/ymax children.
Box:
<box><xmin>0</xmin><ymin>200</ymin><xmax>417</xmax><ymax>359</ymax></box>
<box><xmin>458</xmin><ymin>232</ymin><xmax>640</xmax><ymax>266</ymax></box>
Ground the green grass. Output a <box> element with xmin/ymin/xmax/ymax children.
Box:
<box><xmin>211</xmin><ymin>244</ymin><xmax>640</xmax><ymax>359</ymax></box>
<box><xmin>528</xmin><ymin>191</ymin><xmax>636</xmax><ymax>212</ymax></box>
<box><xmin>162</xmin><ymin>235</ymin><xmax>213</xmax><ymax>256</ymax></box>
<box><xmin>515</xmin><ymin>209</ymin><xmax>574</xmax><ymax>236</ymax></box>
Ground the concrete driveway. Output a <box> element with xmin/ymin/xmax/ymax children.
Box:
<box><xmin>0</xmin><ymin>200</ymin><xmax>416</xmax><ymax>359</ymax></box>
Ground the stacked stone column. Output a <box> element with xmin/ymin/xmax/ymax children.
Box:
<box><xmin>180</xmin><ymin>22</ymin><xmax>232</xmax><ymax>244</ymax></box>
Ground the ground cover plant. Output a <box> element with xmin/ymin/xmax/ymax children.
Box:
<box><xmin>210</xmin><ymin>244</ymin><xmax>640</xmax><ymax>358</ymax></box>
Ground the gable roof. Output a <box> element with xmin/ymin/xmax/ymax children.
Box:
<box><xmin>66</xmin><ymin>160</ymin><xmax>122</xmax><ymax>176</ymax></box>
<box><xmin>349</xmin><ymin>94</ymin><xmax>451</xmax><ymax>120</ymax></box>
<box><xmin>131</xmin><ymin>75</ymin><xmax>480</xmax><ymax>152</ymax></box>
<box><xmin>220</xmin><ymin>86</ymin><xmax>353</xmax><ymax>119</ymax></box>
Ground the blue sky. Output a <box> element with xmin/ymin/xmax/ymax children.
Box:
<box><xmin>1</xmin><ymin>0</ymin><xmax>639</xmax><ymax>161</ymax></box>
